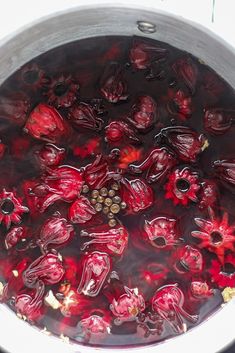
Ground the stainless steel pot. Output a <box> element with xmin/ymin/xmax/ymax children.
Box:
<box><xmin>0</xmin><ymin>2</ymin><xmax>234</xmax><ymax>353</ymax></box>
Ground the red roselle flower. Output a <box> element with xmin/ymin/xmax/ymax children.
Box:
<box><xmin>0</xmin><ymin>189</ymin><xmax>29</xmax><ymax>229</ymax></box>
<box><xmin>128</xmin><ymin>147</ymin><xmax>177</xmax><ymax>184</ymax></box>
<box><xmin>151</xmin><ymin>284</ymin><xmax>198</xmax><ymax>333</ymax></box>
<box><xmin>77</xmin><ymin>252</ymin><xmax>111</xmax><ymax>297</ymax></box>
<box><xmin>209</xmin><ymin>255</ymin><xmax>235</xmax><ymax>288</ymax></box>
<box><xmin>35</xmin><ymin>144</ymin><xmax>65</xmax><ymax>168</ymax></box>
<box><xmin>213</xmin><ymin>159</ymin><xmax>235</xmax><ymax>189</ymax></box>
<box><xmin>157</xmin><ymin>126</ymin><xmax>207</xmax><ymax>163</ymax></box>
<box><xmin>5</xmin><ymin>226</ymin><xmax>28</xmax><ymax>250</ymax></box>
<box><xmin>100</xmin><ymin>62</ymin><xmax>128</xmax><ymax>103</ymax></box>
<box><xmin>110</xmin><ymin>287</ymin><xmax>145</xmax><ymax>324</ymax></box>
<box><xmin>143</xmin><ymin>216</ymin><xmax>181</xmax><ymax>250</ymax></box>
<box><xmin>190</xmin><ymin>281</ymin><xmax>214</xmax><ymax>299</ymax></box>
<box><xmin>118</xmin><ymin>146</ymin><xmax>142</xmax><ymax>170</ymax></box>
<box><xmin>68</xmin><ymin>196</ymin><xmax>96</xmax><ymax>224</ymax></box>
<box><xmin>84</xmin><ymin>154</ymin><xmax>121</xmax><ymax>189</ymax></box>
<box><xmin>45</xmin><ymin>74</ymin><xmax>79</xmax><ymax>108</ymax></box>
<box><xmin>68</xmin><ymin>102</ymin><xmax>104</xmax><ymax>131</ymax></box>
<box><xmin>191</xmin><ymin>208</ymin><xmax>235</xmax><ymax>264</ymax></box>
<box><xmin>24</xmin><ymin>103</ymin><xmax>69</xmax><ymax>143</ymax></box>
<box><xmin>172</xmin><ymin>56</ymin><xmax>198</xmax><ymax>94</ymax></box>
<box><xmin>165</xmin><ymin>168</ymin><xmax>200</xmax><ymax>206</ymax></box>
<box><xmin>198</xmin><ymin>180</ymin><xmax>218</xmax><ymax>210</ymax></box>
<box><xmin>204</xmin><ymin>109</ymin><xmax>235</xmax><ymax>135</ymax></box>
<box><xmin>173</xmin><ymin>245</ymin><xmax>203</xmax><ymax>274</ymax></box>
<box><xmin>15</xmin><ymin>280</ymin><xmax>45</xmax><ymax>322</ymax></box>
<box><xmin>167</xmin><ymin>90</ymin><xmax>192</xmax><ymax>119</ymax></box>
<box><xmin>0</xmin><ymin>91</ymin><xmax>30</xmax><ymax>126</ymax></box>
<box><xmin>80</xmin><ymin>225</ymin><xmax>129</xmax><ymax>256</ymax></box>
<box><xmin>120</xmin><ymin>178</ymin><xmax>153</xmax><ymax>214</ymax></box>
<box><xmin>20</xmin><ymin>63</ymin><xmax>48</xmax><ymax>91</ymax></box>
<box><xmin>32</xmin><ymin>165</ymin><xmax>83</xmax><ymax>212</ymax></box>
<box><xmin>129</xmin><ymin>39</ymin><xmax>168</xmax><ymax>70</ymax></box>
<box><xmin>23</xmin><ymin>253</ymin><xmax>65</xmax><ymax>288</ymax></box>
<box><xmin>201</xmin><ymin>71</ymin><xmax>225</xmax><ymax>103</ymax></box>
<box><xmin>105</xmin><ymin>121</ymin><xmax>140</xmax><ymax>145</ymax></box>
<box><xmin>126</xmin><ymin>95</ymin><xmax>157</xmax><ymax>131</ymax></box>
<box><xmin>38</xmin><ymin>213</ymin><xmax>74</xmax><ymax>253</ymax></box>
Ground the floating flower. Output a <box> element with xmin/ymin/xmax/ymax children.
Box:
<box><xmin>120</xmin><ymin>178</ymin><xmax>153</xmax><ymax>214</ymax></box>
<box><xmin>213</xmin><ymin>159</ymin><xmax>235</xmax><ymax>190</ymax></box>
<box><xmin>68</xmin><ymin>196</ymin><xmax>96</xmax><ymax>224</ymax></box>
<box><xmin>36</xmin><ymin>144</ymin><xmax>65</xmax><ymax>168</ymax></box>
<box><xmin>172</xmin><ymin>56</ymin><xmax>198</xmax><ymax>94</ymax></box>
<box><xmin>24</xmin><ymin>103</ymin><xmax>69</xmax><ymax>143</ymax></box>
<box><xmin>165</xmin><ymin>168</ymin><xmax>200</xmax><ymax>206</ymax></box>
<box><xmin>68</xmin><ymin>102</ymin><xmax>104</xmax><ymax>131</ymax></box>
<box><xmin>190</xmin><ymin>281</ymin><xmax>213</xmax><ymax>299</ymax></box>
<box><xmin>126</xmin><ymin>95</ymin><xmax>157</xmax><ymax>131</ymax></box>
<box><xmin>0</xmin><ymin>189</ymin><xmax>29</xmax><ymax>229</ymax></box>
<box><xmin>209</xmin><ymin>255</ymin><xmax>235</xmax><ymax>288</ymax></box>
<box><xmin>80</xmin><ymin>225</ymin><xmax>128</xmax><ymax>256</ymax></box>
<box><xmin>129</xmin><ymin>39</ymin><xmax>168</xmax><ymax>70</ymax></box>
<box><xmin>38</xmin><ymin>213</ymin><xmax>74</xmax><ymax>252</ymax></box>
<box><xmin>105</xmin><ymin>121</ymin><xmax>140</xmax><ymax>145</ymax></box>
<box><xmin>167</xmin><ymin>89</ymin><xmax>192</xmax><ymax>119</ymax></box>
<box><xmin>173</xmin><ymin>245</ymin><xmax>203</xmax><ymax>274</ymax></box>
<box><xmin>128</xmin><ymin>147</ymin><xmax>176</xmax><ymax>183</ymax></box>
<box><xmin>157</xmin><ymin>126</ymin><xmax>207</xmax><ymax>162</ymax></box>
<box><xmin>143</xmin><ymin>216</ymin><xmax>181</xmax><ymax>249</ymax></box>
<box><xmin>45</xmin><ymin>74</ymin><xmax>79</xmax><ymax>108</ymax></box>
<box><xmin>5</xmin><ymin>226</ymin><xmax>28</xmax><ymax>250</ymax></box>
<box><xmin>198</xmin><ymin>179</ymin><xmax>218</xmax><ymax>209</ymax></box>
<box><xmin>79</xmin><ymin>310</ymin><xmax>112</xmax><ymax>334</ymax></box>
<box><xmin>110</xmin><ymin>287</ymin><xmax>145</xmax><ymax>324</ymax></box>
<box><xmin>100</xmin><ymin>62</ymin><xmax>128</xmax><ymax>103</ymax></box>
<box><xmin>73</xmin><ymin>137</ymin><xmax>101</xmax><ymax>159</ymax></box>
<box><xmin>204</xmin><ymin>109</ymin><xmax>235</xmax><ymax>135</ymax></box>
<box><xmin>15</xmin><ymin>281</ymin><xmax>45</xmax><ymax>322</ymax></box>
<box><xmin>192</xmin><ymin>208</ymin><xmax>235</xmax><ymax>264</ymax></box>
<box><xmin>151</xmin><ymin>284</ymin><xmax>198</xmax><ymax>333</ymax></box>
<box><xmin>23</xmin><ymin>253</ymin><xmax>65</xmax><ymax>287</ymax></box>
<box><xmin>77</xmin><ymin>252</ymin><xmax>111</xmax><ymax>297</ymax></box>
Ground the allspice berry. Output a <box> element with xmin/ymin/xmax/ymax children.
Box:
<box><xmin>111</xmin><ymin>183</ymin><xmax>119</xmax><ymax>191</ymax></box>
<box><xmin>91</xmin><ymin>190</ymin><xmax>99</xmax><ymax>198</ymax></box>
<box><xmin>90</xmin><ymin>198</ymin><xmax>97</xmax><ymax>205</ymax></box>
<box><xmin>120</xmin><ymin>201</ymin><xmax>127</xmax><ymax>209</ymax></box>
<box><xmin>104</xmin><ymin>198</ymin><xmax>113</xmax><ymax>207</ymax></box>
<box><xmin>108</xmin><ymin>189</ymin><xmax>116</xmax><ymax>197</ymax></box>
<box><xmin>103</xmin><ymin>206</ymin><xmax>110</xmax><ymax>214</ymax></box>
<box><xmin>82</xmin><ymin>185</ymin><xmax>89</xmax><ymax>194</ymax></box>
<box><xmin>97</xmin><ymin>195</ymin><xmax>104</xmax><ymax>203</ymax></box>
<box><xmin>109</xmin><ymin>219</ymin><xmax>117</xmax><ymax>227</ymax></box>
<box><xmin>113</xmin><ymin>196</ymin><xmax>121</xmax><ymax>204</ymax></box>
<box><xmin>110</xmin><ymin>204</ymin><xmax>120</xmax><ymax>214</ymax></box>
<box><xmin>95</xmin><ymin>203</ymin><xmax>102</xmax><ymax>212</ymax></box>
<box><xmin>100</xmin><ymin>187</ymin><xmax>108</xmax><ymax>197</ymax></box>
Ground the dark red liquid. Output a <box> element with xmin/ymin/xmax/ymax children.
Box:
<box><xmin>0</xmin><ymin>35</ymin><xmax>234</xmax><ymax>347</ymax></box>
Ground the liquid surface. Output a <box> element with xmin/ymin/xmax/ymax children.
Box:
<box><xmin>0</xmin><ymin>36</ymin><xmax>234</xmax><ymax>347</ymax></box>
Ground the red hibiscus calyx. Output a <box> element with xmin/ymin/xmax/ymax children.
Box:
<box><xmin>128</xmin><ymin>147</ymin><xmax>176</xmax><ymax>183</ymax></box>
<box><xmin>68</xmin><ymin>102</ymin><xmax>104</xmax><ymax>131</ymax></box>
<box><xmin>24</xmin><ymin>103</ymin><xmax>69</xmax><ymax>143</ymax></box>
<box><xmin>100</xmin><ymin>62</ymin><xmax>128</xmax><ymax>103</ymax></box>
<box><xmin>172</xmin><ymin>56</ymin><xmax>198</xmax><ymax>94</ymax></box>
<box><xmin>126</xmin><ymin>95</ymin><xmax>157</xmax><ymax>131</ymax></box>
<box><xmin>120</xmin><ymin>178</ymin><xmax>154</xmax><ymax>214</ymax></box>
<box><xmin>173</xmin><ymin>245</ymin><xmax>203</xmax><ymax>274</ymax></box>
<box><xmin>68</xmin><ymin>196</ymin><xmax>96</xmax><ymax>224</ymax></box>
<box><xmin>105</xmin><ymin>120</ymin><xmax>140</xmax><ymax>145</ymax></box>
<box><xmin>157</xmin><ymin>126</ymin><xmax>208</xmax><ymax>162</ymax></box>
<box><xmin>204</xmin><ymin>108</ymin><xmax>235</xmax><ymax>135</ymax></box>
<box><xmin>35</xmin><ymin>144</ymin><xmax>65</xmax><ymax>168</ymax></box>
<box><xmin>38</xmin><ymin>213</ymin><xmax>74</xmax><ymax>252</ymax></box>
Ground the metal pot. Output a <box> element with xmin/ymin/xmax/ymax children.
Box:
<box><xmin>0</xmin><ymin>2</ymin><xmax>234</xmax><ymax>353</ymax></box>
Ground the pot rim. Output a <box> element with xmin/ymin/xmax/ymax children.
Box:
<box><xmin>0</xmin><ymin>3</ymin><xmax>234</xmax><ymax>353</ymax></box>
